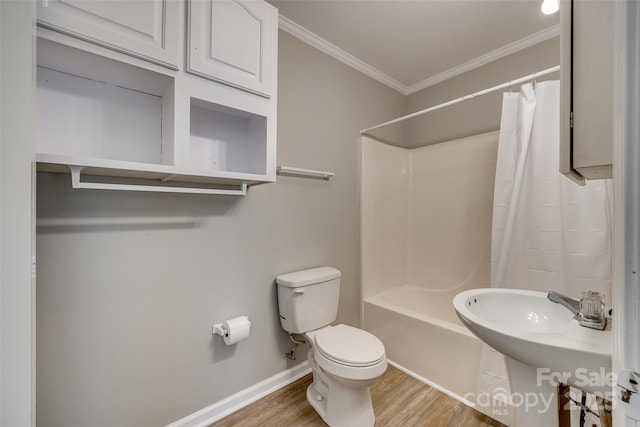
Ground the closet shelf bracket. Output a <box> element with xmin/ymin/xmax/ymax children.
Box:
<box><xmin>67</xmin><ymin>166</ymin><xmax>248</xmax><ymax>196</ymax></box>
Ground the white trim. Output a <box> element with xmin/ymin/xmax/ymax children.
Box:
<box><xmin>406</xmin><ymin>25</ymin><xmax>560</xmax><ymax>94</ymax></box>
<box><xmin>278</xmin><ymin>15</ymin><xmax>407</xmax><ymax>94</ymax></box>
<box><xmin>165</xmin><ymin>362</ymin><xmax>311</xmax><ymax>427</ymax></box>
<box><xmin>1</xmin><ymin>1</ymin><xmax>36</xmax><ymax>426</ymax></box>
<box><xmin>611</xmin><ymin>0</ymin><xmax>627</xmax><ymax>406</ymax></box>
<box><xmin>386</xmin><ymin>360</ymin><xmax>475</xmax><ymax>407</ymax></box>
<box><xmin>278</xmin><ymin>15</ymin><xmax>559</xmax><ymax>96</ymax></box>
<box><xmin>613</xmin><ymin>0</ymin><xmax>640</xmax><ymax>423</ymax></box>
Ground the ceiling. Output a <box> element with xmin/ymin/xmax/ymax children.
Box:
<box><xmin>268</xmin><ymin>0</ymin><xmax>560</xmax><ymax>94</ymax></box>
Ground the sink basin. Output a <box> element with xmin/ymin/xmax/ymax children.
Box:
<box><xmin>453</xmin><ymin>288</ymin><xmax>612</xmax><ymax>395</ymax></box>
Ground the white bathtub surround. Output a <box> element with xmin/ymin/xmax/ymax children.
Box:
<box><xmin>360</xmin><ymin>132</ymin><xmax>499</xmax><ymax>300</ymax></box>
<box><xmin>364</xmin><ymin>286</ymin><xmax>483</xmax><ymax>401</ymax></box>
<box><xmin>366</xmin><ymin>285</ymin><xmax>462</xmax><ymax>327</ymax></box>
<box><xmin>360</xmin><ymin>133</ymin><xmax>499</xmax><ymax>405</ymax></box>
<box><xmin>386</xmin><ymin>359</ymin><xmax>476</xmax><ymax>406</ymax></box>
<box><xmin>477</xmin><ymin>81</ymin><xmax>613</xmax><ymax>426</ymax></box>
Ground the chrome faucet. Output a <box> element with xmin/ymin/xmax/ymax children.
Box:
<box><xmin>547</xmin><ymin>290</ymin><xmax>607</xmax><ymax>330</ymax></box>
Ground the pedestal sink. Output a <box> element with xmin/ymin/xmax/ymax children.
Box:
<box><xmin>453</xmin><ymin>288</ymin><xmax>612</xmax><ymax>427</ymax></box>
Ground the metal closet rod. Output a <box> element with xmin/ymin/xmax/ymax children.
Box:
<box><xmin>360</xmin><ymin>65</ymin><xmax>561</xmax><ymax>135</ymax></box>
<box><xmin>276</xmin><ymin>165</ymin><xmax>335</xmax><ymax>180</ymax></box>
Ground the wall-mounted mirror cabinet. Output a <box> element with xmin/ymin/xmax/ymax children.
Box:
<box><xmin>560</xmin><ymin>0</ymin><xmax>614</xmax><ymax>185</ymax></box>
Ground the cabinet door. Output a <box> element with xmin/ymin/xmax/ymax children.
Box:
<box><xmin>560</xmin><ymin>0</ymin><xmax>613</xmax><ymax>183</ymax></box>
<box><xmin>37</xmin><ymin>0</ymin><xmax>180</xmax><ymax>69</ymax></box>
<box><xmin>188</xmin><ymin>0</ymin><xmax>277</xmax><ymax>98</ymax></box>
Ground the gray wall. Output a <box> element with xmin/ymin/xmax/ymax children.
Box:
<box><xmin>404</xmin><ymin>37</ymin><xmax>560</xmax><ymax>147</ymax></box>
<box><xmin>35</xmin><ymin>31</ymin><xmax>405</xmax><ymax>427</ymax></box>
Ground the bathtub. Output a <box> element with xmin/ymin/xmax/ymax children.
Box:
<box><xmin>363</xmin><ymin>285</ymin><xmax>483</xmax><ymax>403</ymax></box>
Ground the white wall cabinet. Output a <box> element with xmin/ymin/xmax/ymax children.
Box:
<box><xmin>37</xmin><ymin>0</ymin><xmax>181</xmax><ymax>69</ymax></box>
<box><xmin>188</xmin><ymin>0</ymin><xmax>277</xmax><ymax>98</ymax></box>
<box><xmin>35</xmin><ymin>0</ymin><xmax>278</xmax><ymax>194</ymax></box>
<box><xmin>560</xmin><ymin>0</ymin><xmax>614</xmax><ymax>184</ymax></box>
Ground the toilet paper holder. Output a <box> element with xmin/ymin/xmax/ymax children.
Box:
<box><xmin>212</xmin><ymin>323</ymin><xmax>228</xmax><ymax>337</ymax></box>
<box><xmin>212</xmin><ymin>315</ymin><xmax>251</xmax><ymax>345</ymax></box>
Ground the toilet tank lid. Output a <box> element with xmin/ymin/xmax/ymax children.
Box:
<box><xmin>276</xmin><ymin>267</ymin><xmax>341</xmax><ymax>288</ymax></box>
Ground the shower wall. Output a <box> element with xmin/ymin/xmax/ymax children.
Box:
<box><xmin>360</xmin><ymin>138</ymin><xmax>410</xmax><ymax>299</ymax></box>
<box><xmin>361</xmin><ymin>131</ymin><xmax>499</xmax><ymax>299</ymax></box>
<box><xmin>408</xmin><ymin>132</ymin><xmax>499</xmax><ymax>290</ymax></box>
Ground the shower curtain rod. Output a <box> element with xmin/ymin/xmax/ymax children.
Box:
<box><xmin>360</xmin><ymin>65</ymin><xmax>560</xmax><ymax>135</ymax></box>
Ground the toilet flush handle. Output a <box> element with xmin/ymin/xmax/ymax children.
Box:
<box><xmin>293</xmin><ymin>289</ymin><xmax>305</xmax><ymax>295</ymax></box>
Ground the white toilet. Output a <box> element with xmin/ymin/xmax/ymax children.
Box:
<box><xmin>276</xmin><ymin>267</ymin><xmax>387</xmax><ymax>427</ymax></box>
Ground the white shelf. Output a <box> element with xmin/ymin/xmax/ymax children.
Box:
<box><xmin>36</xmin><ymin>65</ymin><xmax>168</xmax><ymax>165</ymax></box>
<box><xmin>36</xmin><ymin>154</ymin><xmax>274</xmax><ymax>187</ymax></box>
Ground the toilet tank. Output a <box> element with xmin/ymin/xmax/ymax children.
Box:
<box><xmin>276</xmin><ymin>267</ymin><xmax>341</xmax><ymax>334</ymax></box>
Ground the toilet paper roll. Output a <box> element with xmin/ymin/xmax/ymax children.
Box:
<box><xmin>222</xmin><ymin>316</ymin><xmax>251</xmax><ymax>345</ymax></box>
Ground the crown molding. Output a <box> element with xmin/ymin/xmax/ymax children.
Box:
<box><xmin>278</xmin><ymin>15</ymin><xmax>560</xmax><ymax>96</ymax></box>
<box><xmin>278</xmin><ymin>15</ymin><xmax>407</xmax><ymax>94</ymax></box>
<box><xmin>405</xmin><ymin>24</ymin><xmax>561</xmax><ymax>94</ymax></box>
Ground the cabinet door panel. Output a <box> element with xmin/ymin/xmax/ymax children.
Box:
<box><xmin>571</xmin><ymin>0</ymin><xmax>613</xmax><ymax>177</ymax></box>
<box><xmin>37</xmin><ymin>0</ymin><xmax>180</xmax><ymax>69</ymax></box>
<box><xmin>188</xmin><ymin>0</ymin><xmax>276</xmax><ymax>98</ymax></box>
<box><xmin>559</xmin><ymin>0</ymin><xmax>613</xmax><ymax>182</ymax></box>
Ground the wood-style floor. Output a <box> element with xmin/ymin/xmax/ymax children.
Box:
<box><xmin>211</xmin><ymin>365</ymin><xmax>505</xmax><ymax>427</ymax></box>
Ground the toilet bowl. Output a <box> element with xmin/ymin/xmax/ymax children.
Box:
<box><xmin>276</xmin><ymin>267</ymin><xmax>387</xmax><ymax>426</ymax></box>
<box><xmin>304</xmin><ymin>325</ymin><xmax>387</xmax><ymax>427</ymax></box>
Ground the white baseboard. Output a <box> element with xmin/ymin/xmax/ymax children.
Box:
<box><xmin>166</xmin><ymin>362</ymin><xmax>311</xmax><ymax>427</ymax></box>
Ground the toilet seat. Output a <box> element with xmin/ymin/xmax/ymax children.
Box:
<box><xmin>315</xmin><ymin>324</ymin><xmax>385</xmax><ymax>367</ymax></box>
<box><xmin>309</xmin><ymin>325</ymin><xmax>387</xmax><ymax>380</ymax></box>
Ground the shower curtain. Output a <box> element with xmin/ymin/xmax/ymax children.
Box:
<box><xmin>475</xmin><ymin>81</ymin><xmax>612</xmax><ymax>424</ymax></box>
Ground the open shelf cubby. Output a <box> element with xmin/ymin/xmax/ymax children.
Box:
<box><xmin>189</xmin><ymin>98</ymin><xmax>267</xmax><ymax>175</ymax></box>
<box><xmin>36</xmin><ymin>37</ymin><xmax>175</xmax><ymax>167</ymax></box>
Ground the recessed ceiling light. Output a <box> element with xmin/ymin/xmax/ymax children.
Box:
<box><xmin>541</xmin><ymin>0</ymin><xmax>560</xmax><ymax>15</ymax></box>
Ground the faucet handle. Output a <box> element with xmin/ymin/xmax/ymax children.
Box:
<box><xmin>580</xmin><ymin>291</ymin><xmax>605</xmax><ymax>318</ymax></box>
<box><xmin>579</xmin><ymin>291</ymin><xmax>606</xmax><ymax>329</ymax></box>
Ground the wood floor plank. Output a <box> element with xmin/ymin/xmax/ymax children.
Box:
<box><xmin>211</xmin><ymin>365</ymin><xmax>504</xmax><ymax>427</ymax></box>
